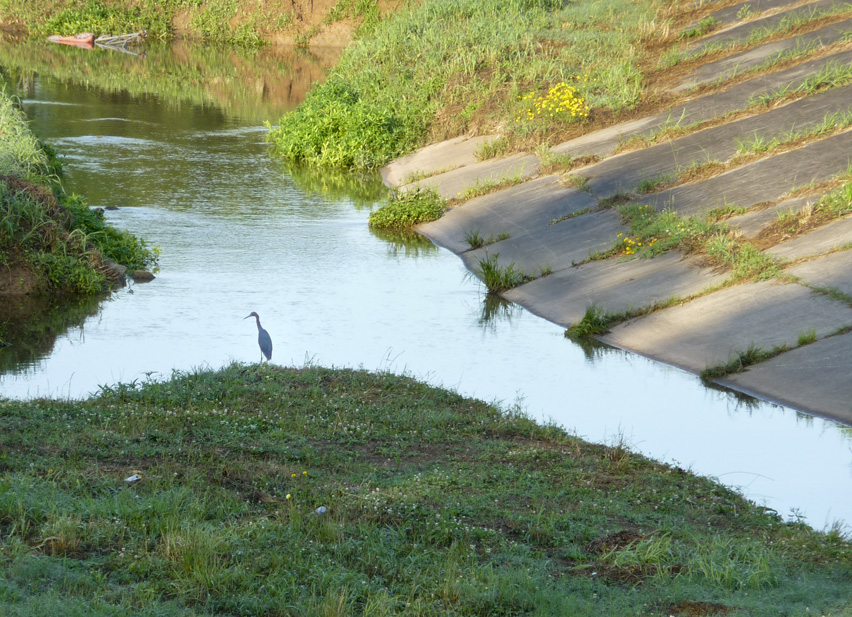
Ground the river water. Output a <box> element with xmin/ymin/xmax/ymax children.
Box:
<box><xmin>1</xmin><ymin>43</ymin><xmax>851</xmax><ymax>532</ymax></box>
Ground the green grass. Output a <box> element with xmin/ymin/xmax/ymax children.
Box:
<box><xmin>0</xmin><ymin>88</ymin><xmax>156</xmax><ymax>294</ymax></box>
<box><xmin>463</xmin><ymin>229</ymin><xmax>509</xmax><ymax>250</ymax></box>
<box><xmin>733</xmin><ymin>109</ymin><xmax>852</xmax><ymax>161</ymax></box>
<box><xmin>2</xmin><ymin>0</ymin><xmax>274</xmax><ymax>44</ymax></box>
<box><xmin>474</xmin><ymin>252</ymin><xmax>526</xmax><ymax>292</ymax></box>
<box><xmin>565</xmin><ymin>305</ymin><xmax>617</xmax><ymax>338</ymax></box>
<box><xmin>474</xmin><ymin>136</ymin><xmax>512</xmax><ymax>161</ymax></box>
<box><xmin>749</xmin><ymin>59</ymin><xmax>852</xmax><ymax>107</ymax></box>
<box><xmin>798</xmin><ymin>327</ymin><xmax>818</xmax><ymax>346</ymax></box>
<box><xmin>457</xmin><ymin>172</ymin><xmax>526</xmax><ymax>201</ymax></box>
<box><xmin>701</xmin><ymin>343</ymin><xmax>789</xmax><ymax>379</ymax></box>
<box><xmin>680</xmin><ymin>15</ymin><xmax>720</xmax><ymax>40</ymax></box>
<box><xmin>29</xmin><ymin>0</ymin><xmax>176</xmax><ymax>39</ymax></box>
<box><xmin>602</xmin><ymin>203</ymin><xmax>783</xmax><ymax>282</ymax></box>
<box><xmin>705</xmin><ymin>234</ymin><xmax>782</xmax><ymax>281</ymax></box>
<box><xmin>0</xmin><ymin>88</ymin><xmax>55</xmax><ymax>183</ymax></box>
<box><xmin>1</xmin><ymin>364</ymin><xmax>851</xmax><ymax>616</ymax></box>
<box><xmin>368</xmin><ymin>187</ymin><xmax>445</xmax><ymax>230</ymax></box>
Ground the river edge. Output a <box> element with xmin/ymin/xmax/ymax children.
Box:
<box><xmin>380</xmin><ymin>1</ymin><xmax>852</xmax><ymax>428</ymax></box>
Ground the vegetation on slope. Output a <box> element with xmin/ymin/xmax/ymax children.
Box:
<box><xmin>1</xmin><ymin>364</ymin><xmax>851</xmax><ymax>616</ymax></box>
<box><xmin>267</xmin><ymin>0</ymin><xmax>674</xmax><ymax>170</ymax></box>
<box><xmin>0</xmin><ymin>88</ymin><xmax>156</xmax><ymax>295</ymax></box>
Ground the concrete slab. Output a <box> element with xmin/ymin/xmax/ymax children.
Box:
<box><xmin>503</xmin><ymin>252</ymin><xmax>729</xmax><ymax>328</ymax></box>
<box><xmin>727</xmin><ymin>196</ymin><xmax>814</xmax><ymax>236</ymax></box>
<box><xmin>640</xmin><ymin>128</ymin><xmax>852</xmax><ymax>217</ymax></box>
<box><xmin>601</xmin><ymin>280</ymin><xmax>852</xmax><ymax>374</ymax></box>
<box><xmin>685</xmin><ymin>0</ymin><xmax>847</xmax><ymax>57</ymax></box>
<box><xmin>380</xmin><ymin>135</ymin><xmax>498</xmax><ymax>187</ymax></box>
<box><xmin>721</xmin><ymin>330</ymin><xmax>852</xmax><ymax>424</ymax></box>
<box><xmin>768</xmin><ymin>215</ymin><xmax>852</xmax><ymax>259</ymax></box>
<box><xmin>416</xmin><ymin>175</ymin><xmax>596</xmax><ymax>254</ymax></box>
<box><xmin>459</xmin><ymin>209</ymin><xmax>625</xmax><ymax>276</ymax></box>
<box><xmin>671</xmin><ymin>18</ymin><xmax>852</xmax><ymax>92</ymax></box>
<box><xmin>401</xmin><ymin>153</ymin><xmax>540</xmax><ymax>201</ymax></box>
<box><xmin>582</xmin><ymin>85</ymin><xmax>852</xmax><ymax>198</ymax></box>
<box><xmin>550</xmin><ymin>47</ymin><xmax>852</xmax><ymax>160</ymax></box>
<box><xmin>787</xmin><ymin>248</ymin><xmax>852</xmax><ymax>294</ymax></box>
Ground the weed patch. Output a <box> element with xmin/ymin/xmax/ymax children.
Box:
<box><xmin>474</xmin><ymin>252</ymin><xmax>527</xmax><ymax>293</ymax></box>
<box><xmin>464</xmin><ymin>229</ymin><xmax>509</xmax><ymax>250</ymax></box>
<box><xmin>701</xmin><ymin>342</ymin><xmax>791</xmax><ymax>379</ymax></box>
<box><xmin>457</xmin><ymin>173</ymin><xmax>526</xmax><ymax>201</ymax></box>
<box><xmin>368</xmin><ymin>187</ymin><xmax>445</xmax><ymax>230</ymax></box>
<box><xmin>754</xmin><ymin>180</ymin><xmax>852</xmax><ymax>247</ymax></box>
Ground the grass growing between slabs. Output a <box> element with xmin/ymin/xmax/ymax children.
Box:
<box><xmin>1</xmin><ymin>363</ymin><xmax>852</xmax><ymax>617</ymax></box>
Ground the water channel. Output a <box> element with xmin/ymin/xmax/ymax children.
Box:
<box><xmin>1</xmin><ymin>41</ymin><xmax>851</xmax><ymax>533</ymax></box>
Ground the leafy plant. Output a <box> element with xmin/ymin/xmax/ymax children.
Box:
<box><xmin>475</xmin><ymin>252</ymin><xmax>525</xmax><ymax>292</ymax></box>
<box><xmin>368</xmin><ymin>187</ymin><xmax>445</xmax><ymax>229</ymax></box>
<box><xmin>267</xmin><ymin>79</ymin><xmax>416</xmax><ymax>170</ymax></box>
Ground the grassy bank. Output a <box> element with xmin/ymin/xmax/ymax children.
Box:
<box><xmin>0</xmin><ymin>88</ymin><xmax>156</xmax><ymax>294</ymax></box>
<box><xmin>267</xmin><ymin>0</ymin><xmax>676</xmax><ymax>170</ymax></box>
<box><xmin>0</xmin><ymin>0</ymin><xmax>391</xmax><ymax>47</ymax></box>
<box><xmin>1</xmin><ymin>364</ymin><xmax>851</xmax><ymax>616</ymax></box>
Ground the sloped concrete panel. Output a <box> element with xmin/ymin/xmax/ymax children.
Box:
<box><xmin>504</xmin><ymin>252</ymin><xmax>729</xmax><ymax>327</ymax></box>
<box><xmin>602</xmin><ymin>280</ymin><xmax>852</xmax><ymax>374</ymax></box>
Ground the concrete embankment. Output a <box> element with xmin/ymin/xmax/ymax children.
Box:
<box><xmin>382</xmin><ymin>0</ymin><xmax>852</xmax><ymax>425</ymax></box>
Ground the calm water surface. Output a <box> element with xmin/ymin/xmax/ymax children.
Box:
<box><xmin>2</xmin><ymin>52</ymin><xmax>851</xmax><ymax>532</ymax></box>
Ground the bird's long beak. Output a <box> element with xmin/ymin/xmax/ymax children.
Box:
<box><xmin>243</xmin><ymin>315</ymin><xmax>251</xmax><ymax>319</ymax></box>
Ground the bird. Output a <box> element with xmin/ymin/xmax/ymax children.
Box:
<box><xmin>244</xmin><ymin>312</ymin><xmax>272</xmax><ymax>362</ymax></box>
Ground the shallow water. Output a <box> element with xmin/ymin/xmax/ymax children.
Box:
<box><xmin>2</xmin><ymin>50</ymin><xmax>851</xmax><ymax>532</ymax></box>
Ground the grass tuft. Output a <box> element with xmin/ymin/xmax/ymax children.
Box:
<box><xmin>474</xmin><ymin>252</ymin><xmax>526</xmax><ymax>292</ymax></box>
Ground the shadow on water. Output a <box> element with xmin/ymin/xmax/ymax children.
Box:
<box><xmin>0</xmin><ymin>294</ymin><xmax>103</xmax><ymax>374</ymax></box>
<box><xmin>0</xmin><ymin>35</ymin><xmax>342</xmax><ymax>123</ymax></box>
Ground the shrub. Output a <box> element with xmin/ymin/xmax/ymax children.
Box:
<box><xmin>267</xmin><ymin>80</ymin><xmax>416</xmax><ymax>171</ymax></box>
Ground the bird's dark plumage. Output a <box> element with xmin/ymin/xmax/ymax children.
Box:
<box><xmin>245</xmin><ymin>311</ymin><xmax>272</xmax><ymax>362</ymax></box>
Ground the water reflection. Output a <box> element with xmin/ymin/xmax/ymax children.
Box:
<box><xmin>370</xmin><ymin>228</ymin><xmax>439</xmax><ymax>258</ymax></box>
<box><xmin>701</xmin><ymin>378</ymin><xmax>765</xmax><ymax>412</ymax></box>
<box><xmin>0</xmin><ymin>294</ymin><xmax>103</xmax><ymax>374</ymax></box>
<box><xmin>477</xmin><ymin>293</ymin><xmax>521</xmax><ymax>331</ymax></box>
<box><xmin>0</xmin><ymin>36</ymin><xmax>341</xmax><ymax>123</ymax></box>
<box><xmin>284</xmin><ymin>162</ymin><xmax>389</xmax><ymax>207</ymax></box>
<box><xmin>563</xmin><ymin>332</ymin><xmax>616</xmax><ymax>363</ymax></box>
